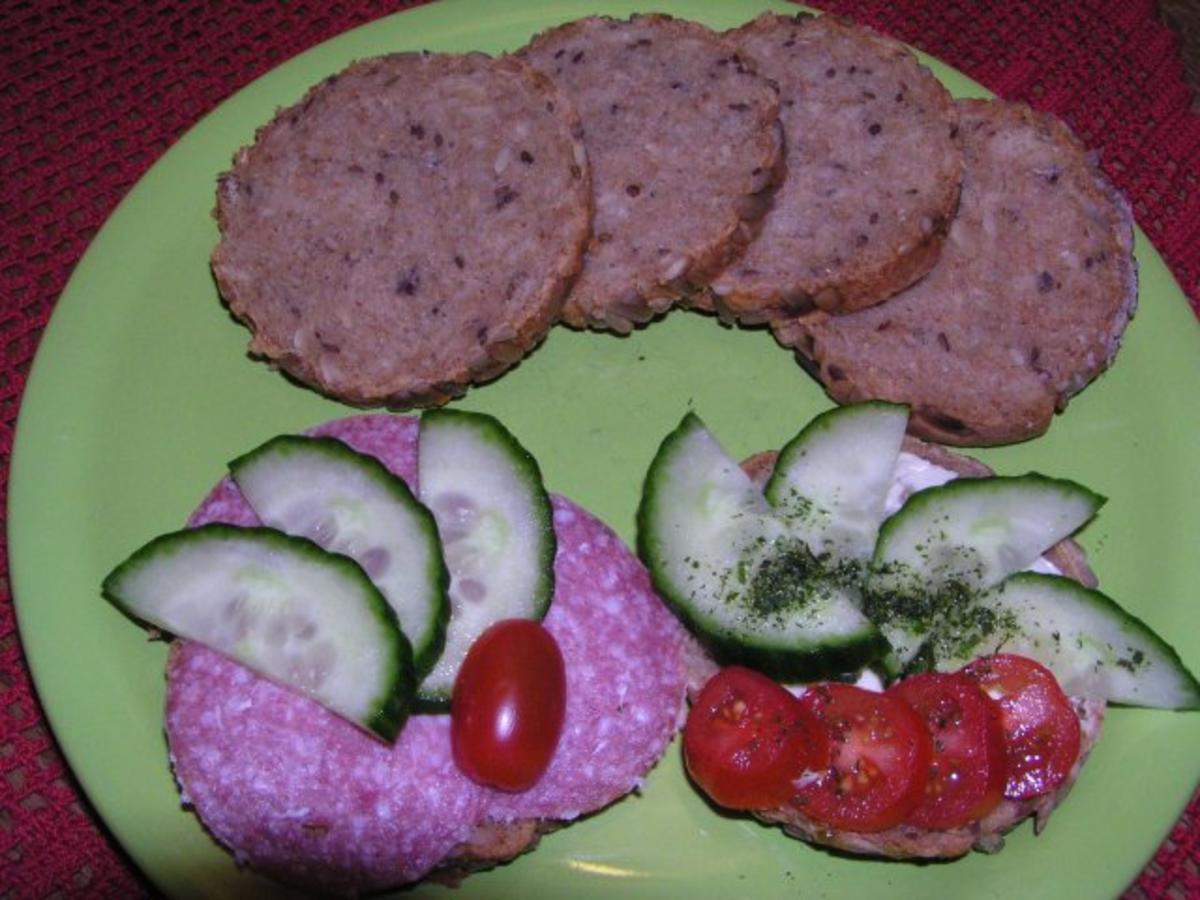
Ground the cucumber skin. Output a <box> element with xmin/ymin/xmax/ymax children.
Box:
<box><xmin>765</xmin><ymin>400</ymin><xmax>907</xmax><ymax>508</ymax></box>
<box><xmin>765</xmin><ymin>401</ymin><xmax>908</xmax><ymax>573</ymax></box>
<box><xmin>872</xmin><ymin>473</ymin><xmax>1106</xmax><ymax>587</ymax></box>
<box><xmin>229</xmin><ymin>434</ymin><xmax>451</xmax><ymax>681</ymax></box>
<box><xmin>416</xmin><ymin>409</ymin><xmax>556</xmax><ymax>708</ymax></box>
<box><xmin>419</xmin><ymin>408</ymin><xmax>556</xmax><ymax>623</ymax></box>
<box><xmin>925</xmin><ymin>572</ymin><xmax>1200</xmax><ymax>710</ymax></box>
<box><xmin>102</xmin><ymin>523</ymin><xmax>415</xmax><ymax>742</ymax></box>
<box><xmin>866</xmin><ymin>473</ymin><xmax>1106</xmax><ymax>666</ymax></box>
<box><xmin>636</xmin><ymin>413</ymin><xmax>889</xmax><ymax>681</ymax></box>
<box><xmin>680</xmin><ymin>613</ymin><xmax>890</xmax><ymax>683</ymax></box>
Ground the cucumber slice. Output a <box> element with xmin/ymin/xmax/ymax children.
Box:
<box><xmin>230</xmin><ymin>434</ymin><xmax>450</xmax><ymax>679</ymax></box>
<box><xmin>417</xmin><ymin>409</ymin><xmax>555</xmax><ymax>705</ymax></box>
<box><xmin>927</xmin><ymin>572</ymin><xmax>1200</xmax><ymax>709</ymax></box>
<box><xmin>765</xmin><ymin>401</ymin><xmax>908</xmax><ymax>563</ymax></box>
<box><xmin>637</xmin><ymin>413</ymin><xmax>886</xmax><ymax>680</ymax></box>
<box><xmin>102</xmin><ymin>524</ymin><xmax>414</xmax><ymax>741</ymax></box>
<box><xmin>867</xmin><ymin>474</ymin><xmax>1105</xmax><ymax>665</ymax></box>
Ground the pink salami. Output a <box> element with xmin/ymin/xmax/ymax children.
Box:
<box><xmin>165</xmin><ymin>414</ymin><xmax>688</xmax><ymax>891</ymax></box>
<box><xmin>167</xmin><ymin>645</ymin><xmax>485</xmax><ymax>890</ymax></box>
<box><xmin>487</xmin><ymin>497</ymin><xmax>687</xmax><ymax>821</ymax></box>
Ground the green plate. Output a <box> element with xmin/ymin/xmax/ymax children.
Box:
<box><xmin>10</xmin><ymin>1</ymin><xmax>1200</xmax><ymax>897</ymax></box>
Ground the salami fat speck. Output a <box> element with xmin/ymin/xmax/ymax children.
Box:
<box><xmin>166</xmin><ymin>414</ymin><xmax>688</xmax><ymax>892</ymax></box>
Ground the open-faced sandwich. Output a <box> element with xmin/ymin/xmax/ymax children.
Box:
<box><xmin>155</xmin><ymin>4</ymin><xmax>1170</xmax><ymax>887</ymax></box>
<box><xmin>637</xmin><ymin>402</ymin><xmax>1199</xmax><ymax>857</ymax></box>
<box><xmin>103</xmin><ymin>411</ymin><xmax>693</xmax><ymax>893</ymax></box>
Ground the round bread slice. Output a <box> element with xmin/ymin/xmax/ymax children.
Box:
<box><xmin>700</xmin><ymin>13</ymin><xmax>963</xmax><ymax>322</ymax></box>
<box><xmin>211</xmin><ymin>52</ymin><xmax>591</xmax><ymax>408</ymax></box>
<box><xmin>773</xmin><ymin>99</ymin><xmax>1138</xmax><ymax>445</ymax></box>
<box><xmin>738</xmin><ymin>436</ymin><xmax>1102</xmax><ymax>857</ymax></box>
<box><xmin>168</xmin><ymin>414</ymin><xmax>689</xmax><ymax>894</ymax></box>
<box><xmin>519</xmin><ymin>15</ymin><xmax>783</xmax><ymax>334</ymax></box>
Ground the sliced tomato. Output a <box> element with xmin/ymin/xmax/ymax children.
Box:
<box><xmin>888</xmin><ymin>671</ymin><xmax>1007</xmax><ymax>829</ymax></box>
<box><xmin>683</xmin><ymin>666</ymin><xmax>829</xmax><ymax>811</ymax></box>
<box><xmin>793</xmin><ymin>683</ymin><xmax>932</xmax><ymax>832</ymax></box>
<box><xmin>451</xmin><ymin>619</ymin><xmax>566</xmax><ymax>792</ymax></box>
<box><xmin>962</xmin><ymin>654</ymin><xmax>1081</xmax><ymax>800</ymax></box>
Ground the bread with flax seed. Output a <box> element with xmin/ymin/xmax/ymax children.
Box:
<box><xmin>700</xmin><ymin>12</ymin><xmax>963</xmax><ymax>323</ymax></box>
<box><xmin>211</xmin><ymin>52</ymin><xmax>592</xmax><ymax>408</ymax></box>
<box><xmin>519</xmin><ymin>14</ymin><xmax>783</xmax><ymax>334</ymax></box>
<box><xmin>773</xmin><ymin>99</ymin><xmax>1137</xmax><ymax>445</ymax></box>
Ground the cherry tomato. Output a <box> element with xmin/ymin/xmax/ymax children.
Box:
<box><xmin>793</xmin><ymin>683</ymin><xmax>932</xmax><ymax>832</ymax></box>
<box><xmin>888</xmin><ymin>671</ymin><xmax>1008</xmax><ymax>829</ymax></box>
<box><xmin>683</xmin><ymin>666</ymin><xmax>829</xmax><ymax>811</ymax></box>
<box><xmin>451</xmin><ymin>619</ymin><xmax>566</xmax><ymax>792</ymax></box>
<box><xmin>962</xmin><ymin>654</ymin><xmax>1081</xmax><ymax>800</ymax></box>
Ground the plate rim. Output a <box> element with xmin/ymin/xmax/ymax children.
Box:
<box><xmin>9</xmin><ymin>1</ymin><xmax>1200</xmax><ymax>897</ymax></box>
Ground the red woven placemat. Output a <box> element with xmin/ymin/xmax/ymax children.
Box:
<box><xmin>1</xmin><ymin>1</ymin><xmax>1197</xmax><ymax>897</ymax></box>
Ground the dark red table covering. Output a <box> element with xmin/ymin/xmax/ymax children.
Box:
<box><xmin>2</xmin><ymin>1</ymin><xmax>1198</xmax><ymax>897</ymax></box>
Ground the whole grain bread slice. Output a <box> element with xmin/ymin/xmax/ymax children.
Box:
<box><xmin>700</xmin><ymin>13</ymin><xmax>963</xmax><ymax>322</ymax></box>
<box><xmin>773</xmin><ymin>99</ymin><xmax>1138</xmax><ymax>446</ymax></box>
<box><xmin>212</xmin><ymin>52</ymin><xmax>592</xmax><ymax>408</ymax></box>
<box><xmin>519</xmin><ymin>15</ymin><xmax>783</xmax><ymax>334</ymax></box>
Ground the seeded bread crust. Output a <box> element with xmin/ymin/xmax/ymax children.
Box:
<box><xmin>212</xmin><ymin>52</ymin><xmax>592</xmax><ymax>408</ymax></box>
<box><xmin>700</xmin><ymin>13</ymin><xmax>963</xmax><ymax>323</ymax></box>
<box><xmin>773</xmin><ymin>99</ymin><xmax>1138</xmax><ymax>445</ymax></box>
<box><xmin>432</xmin><ymin>820</ymin><xmax>550</xmax><ymax>885</ymax></box>
<box><xmin>519</xmin><ymin>15</ymin><xmax>783</xmax><ymax>334</ymax></box>
<box><xmin>741</xmin><ymin>438</ymin><xmax>1102</xmax><ymax>858</ymax></box>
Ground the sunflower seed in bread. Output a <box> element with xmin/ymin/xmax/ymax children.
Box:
<box><xmin>519</xmin><ymin>14</ymin><xmax>783</xmax><ymax>334</ymax></box>
<box><xmin>774</xmin><ymin>99</ymin><xmax>1137</xmax><ymax>446</ymax></box>
<box><xmin>212</xmin><ymin>52</ymin><xmax>592</xmax><ymax>408</ymax></box>
<box><xmin>702</xmin><ymin>13</ymin><xmax>963</xmax><ymax>322</ymax></box>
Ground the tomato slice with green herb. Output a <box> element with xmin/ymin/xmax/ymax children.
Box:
<box><xmin>451</xmin><ymin>619</ymin><xmax>566</xmax><ymax>792</ymax></box>
<box><xmin>888</xmin><ymin>671</ymin><xmax>1008</xmax><ymax>829</ymax></box>
<box><xmin>962</xmin><ymin>654</ymin><xmax>1081</xmax><ymax>800</ymax></box>
<box><xmin>683</xmin><ymin>666</ymin><xmax>829</xmax><ymax>811</ymax></box>
<box><xmin>793</xmin><ymin>683</ymin><xmax>932</xmax><ymax>832</ymax></box>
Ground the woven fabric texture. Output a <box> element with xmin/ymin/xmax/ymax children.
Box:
<box><xmin>1</xmin><ymin>1</ymin><xmax>1198</xmax><ymax>898</ymax></box>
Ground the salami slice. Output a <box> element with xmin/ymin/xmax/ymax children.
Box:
<box><xmin>487</xmin><ymin>497</ymin><xmax>687</xmax><ymax>821</ymax></box>
<box><xmin>167</xmin><ymin>646</ymin><xmax>484</xmax><ymax>890</ymax></box>
<box><xmin>166</xmin><ymin>414</ymin><xmax>688</xmax><ymax>892</ymax></box>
